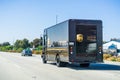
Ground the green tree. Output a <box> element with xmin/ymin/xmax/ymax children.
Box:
<box><xmin>14</xmin><ymin>38</ymin><xmax>30</xmax><ymax>49</ymax></box>
<box><xmin>29</xmin><ymin>42</ymin><xmax>33</xmax><ymax>48</ymax></box>
<box><xmin>5</xmin><ymin>45</ymin><xmax>13</xmax><ymax>50</ymax></box>
<box><xmin>22</xmin><ymin>38</ymin><xmax>30</xmax><ymax>49</ymax></box>
<box><xmin>33</xmin><ymin>38</ymin><xmax>40</xmax><ymax>48</ymax></box>
<box><xmin>2</xmin><ymin>42</ymin><xmax>10</xmax><ymax>46</ymax></box>
<box><xmin>0</xmin><ymin>44</ymin><xmax>2</xmax><ymax>46</ymax></box>
<box><xmin>14</xmin><ymin>40</ymin><xmax>23</xmax><ymax>49</ymax></box>
<box><xmin>40</xmin><ymin>37</ymin><xmax>43</xmax><ymax>46</ymax></box>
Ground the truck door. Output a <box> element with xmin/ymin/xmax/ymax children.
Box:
<box><xmin>76</xmin><ymin>25</ymin><xmax>97</xmax><ymax>61</ymax></box>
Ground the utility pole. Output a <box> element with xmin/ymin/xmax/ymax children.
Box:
<box><xmin>56</xmin><ymin>15</ymin><xmax>58</xmax><ymax>24</ymax></box>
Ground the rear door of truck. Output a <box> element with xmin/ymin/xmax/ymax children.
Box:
<box><xmin>75</xmin><ymin>25</ymin><xmax>97</xmax><ymax>62</ymax></box>
<box><xmin>69</xmin><ymin>20</ymin><xmax>103</xmax><ymax>63</ymax></box>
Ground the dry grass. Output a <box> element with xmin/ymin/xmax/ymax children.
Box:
<box><xmin>106</xmin><ymin>56</ymin><xmax>116</xmax><ymax>61</ymax></box>
<box><xmin>116</xmin><ymin>57</ymin><xmax>120</xmax><ymax>62</ymax></box>
<box><xmin>103</xmin><ymin>53</ymin><xmax>120</xmax><ymax>62</ymax></box>
<box><xmin>103</xmin><ymin>54</ymin><xmax>111</xmax><ymax>60</ymax></box>
<box><xmin>32</xmin><ymin>50</ymin><xmax>42</xmax><ymax>55</ymax></box>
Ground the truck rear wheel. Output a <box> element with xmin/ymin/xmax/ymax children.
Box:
<box><xmin>56</xmin><ymin>55</ymin><xmax>66</xmax><ymax>67</ymax></box>
<box><xmin>56</xmin><ymin>56</ymin><xmax>62</xmax><ymax>67</ymax></box>
<box><xmin>80</xmin><ymin>63</ymin><xmax>90</xmax><ymax>67</ymax></box>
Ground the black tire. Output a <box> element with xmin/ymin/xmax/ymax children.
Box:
<box><xmin>62</xmin><ymin>62</ymin><xmax>67</xmax><ymax>67</ymax></box>
<box><xmin>42</xmin><ymin>54</ymin><xmax>47</xmax><ymax>64</ymax></box>
<box><xmin>80</xmin><ymin>63</ymin><xmax>90</xmax><ymax>67</ymax></box>
<box><xmin>56</xmin><ymin>56</ymin><xmax>61</xmax><ymax>67</ymax></box>
<box><xmin>56</xmin><ymin>56</ymin><xmax>66</xmax><ymax>67</ymax></box>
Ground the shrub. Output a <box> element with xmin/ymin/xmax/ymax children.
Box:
<box><xmin>103</xmin><ymin>54</ymin><xmax>112</xmax><ymax>60</ymax></box>
<box><xmin>1</xmin><ymin>47</ymin><xmax>7</xmax><ymax>51</ymax></box>
<box><xmin>17</xmin><ymin>48</ymin><xmax>24</xmax><ymax>53</ymax></box>
<box><xmin>8</xmin><ymin>50</ymin><xmax>17</xmax><ymax>53</ymax></box>
<box><xmin>106</xmin><ymin>56</ymin><xmax>116</xmax><ymax>61</ymax></box>
<box><xmin>116</xmin><ymin>57</ymin><xmax>120</xmax><ymax>62</ymax></box>
<box><xmin>32</xmin><ymin>50</ymin><xmax>42</xmax><ymax>55</ymax></box>
<box><xmin>37</xmin><ymin>46</ymin><xmax>43</xmax><ymax>50</ymax></box>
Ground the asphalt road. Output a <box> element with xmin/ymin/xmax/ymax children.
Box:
<box><xmin>0</xmin><ymin>52</ymin><xmax>120</xmax><ymax>80</ymax></box>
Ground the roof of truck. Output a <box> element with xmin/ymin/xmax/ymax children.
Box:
<box><xmin>44</xmin><ymin>19</ymin><xmax>102</xmax><ymax>30</ymax></box>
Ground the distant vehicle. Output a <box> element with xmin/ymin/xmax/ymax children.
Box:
<box><xmin>117</xmin><ymin>53</ymin><xmax>120</xmax><ymax>56</ymax></box>
<box><xmin>21</xmin><ymin>48</ymin><xmax>32</xmax><ymax>56</ymax></box>
<box><xmin>41</xmin><ymin>19</ymin><xmax>103</xmax><ymax>67</ymax></box>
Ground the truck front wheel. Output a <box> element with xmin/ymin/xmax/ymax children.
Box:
<box><xmin>42</xmin><ymin>54</ymin><xmax>47</xmax><ymax>64</ymax></box>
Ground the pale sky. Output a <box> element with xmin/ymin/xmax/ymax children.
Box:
<box><xmin>0</xmin><ymin>0</ymin><xmax>120</xmax><ymax>44</ymax></box>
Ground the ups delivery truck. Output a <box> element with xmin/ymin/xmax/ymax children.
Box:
<box><xmin>41</xmin><ymin>19</ymin><xmax>103</xmax><ymax>67</ymax></box>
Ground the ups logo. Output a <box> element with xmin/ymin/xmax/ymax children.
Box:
<box><xmin>76</xmin><ymin>34</ymin><xmax>83</xmax><ymax>42</ymax></box>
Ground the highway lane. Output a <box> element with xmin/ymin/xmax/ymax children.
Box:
<box><xmin>0</xmin><ymin>52</ymin><xmax>120</xmax><ymax>80</ymax></box>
